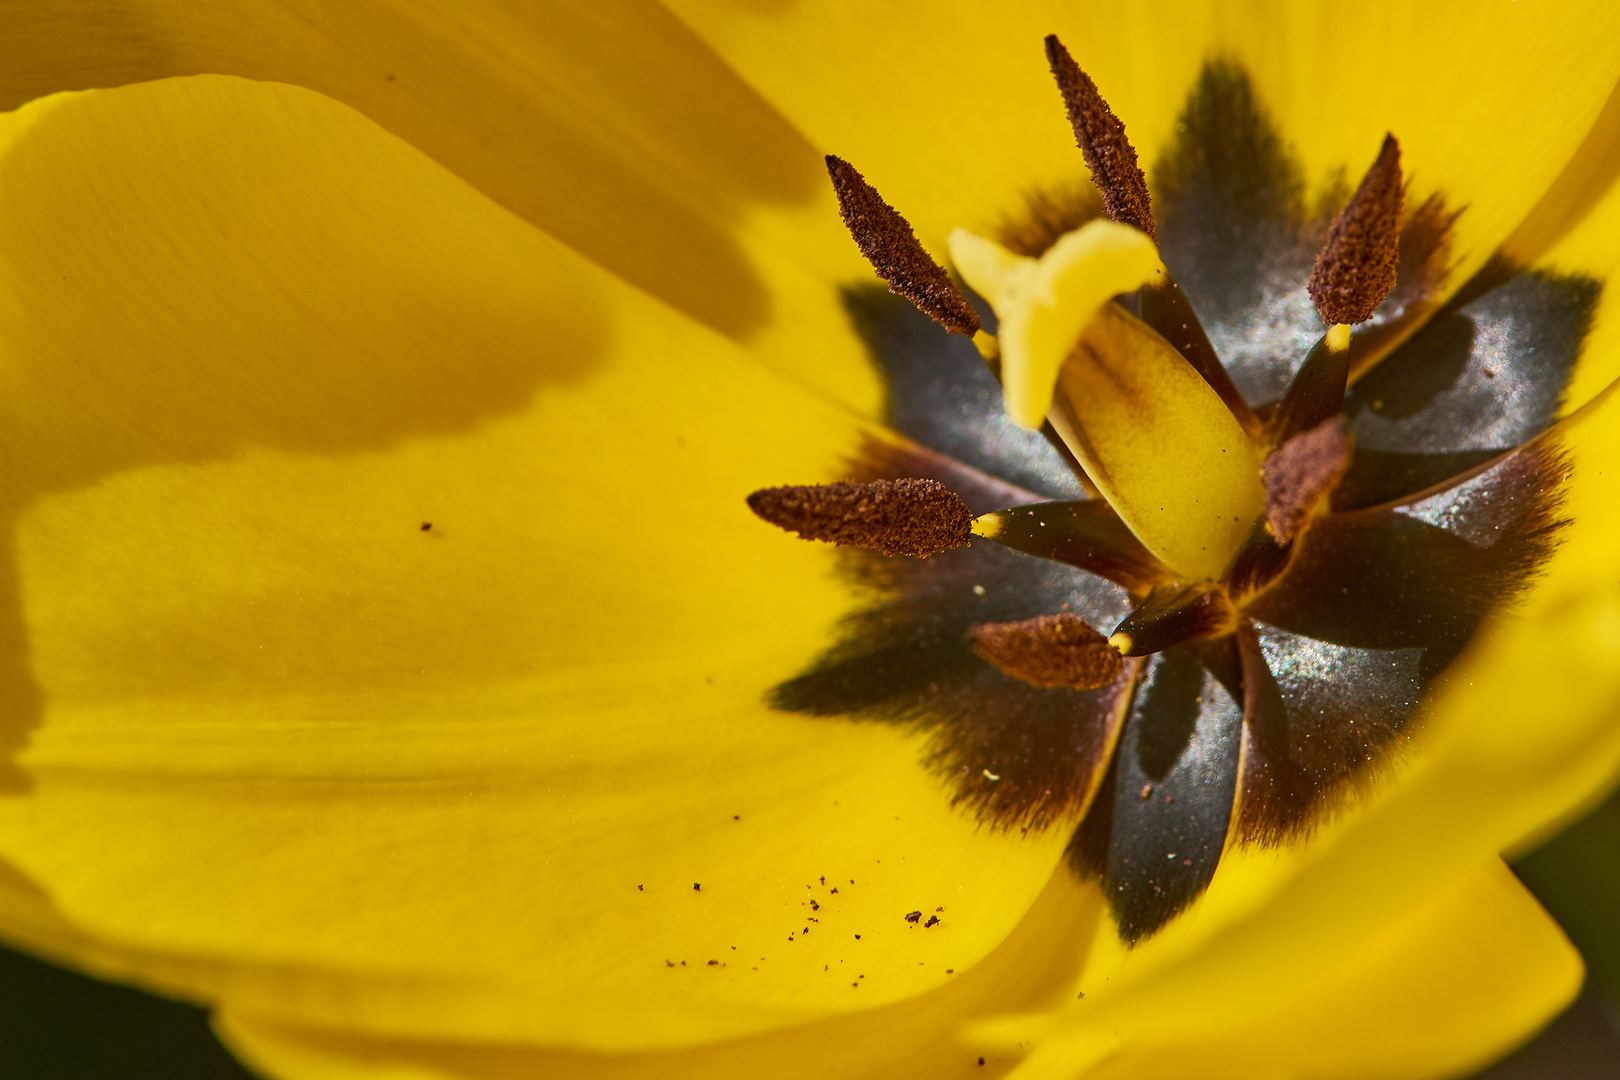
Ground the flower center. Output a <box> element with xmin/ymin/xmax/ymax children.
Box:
<box><xmin>747</xmin><ymin>41</ymin><xmax>1588</xmax><ymax>942</ymax></box>
<box><xmin>760</xmin><ymin>33</ymin><xmax>1408</xmax><ymax>665</ymax></box>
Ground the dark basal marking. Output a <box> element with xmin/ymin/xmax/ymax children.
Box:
<box><xmin>1236</xmin><ymin>620</ymin><xmax>1419</xmax><ymax>845</ymax></box>
<box><xmin>843</xmin><ymin>286</ymin><xmax>1087</xmax><ymax>500</ymax></box>
<box><xmin>826</xmin><ymin>155</ymin><xmax>981</xmax><ymax>336</ymax></box>
<box><xmin>1263</xmin><ymin>418</ymin><xmax>1350</xmax><ymax>544</ymax></box>
<box><xmin>969</xmin><ymin>615</ymin><xmax>1123</xmax><ymax>690</ymax></box>
<box><xmin>1336</xmin><ymin>270</ymin><xmax>1600</xmax><ymax>508</ymax></box>
<box><xmin>1153</xmin><ymin>62</ymin><xmax>1315</xmax><ymax>407</ymax></box>
<box><xmin>1154</xmin><ymin>67</ymin><xmax>1456</xmax><ymax>410</ymax></box>
<box><xmin>771</xmin><ymin>439</ymin><xmax>1134</xmax><ymax>831</ymax></box>
<box><xmin>1067</xmin><ymin>639</ymin><xmax>1244</xmax><ymax>941</ymax></box>
<box><xmin>1239</xmin><ymin>441</ymin><xmax>1567</xmax><ymax>842</ymax></box>
<box><xmin>1254</xmin><ymin>441</ymin><xmax>1566</xmax><ymax>655</ymax></box>
<box><xmin>746</xmin><ymin>479</ymin><xmax>970</xmax><ymax>557</ymax></box>
<box><xmin>1308</xmin><ymin>134</ymin><xmax>1403</xmax><ymax>325</ymax></box>
<box><xmin>1225</xmin><ymin>519</ymin><xmax>1294</xmax><ymax>601</ymax></box>
<box><xmin>1043</xmin><ymin>35</ymin><xmax>1155</xmax><ymax>241</ymax></box>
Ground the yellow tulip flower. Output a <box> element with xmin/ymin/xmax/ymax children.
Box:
<box><xmin>0</xmin><ymin>3</ymin><xmax>1618</xmax><ymax>1079</ymax></box>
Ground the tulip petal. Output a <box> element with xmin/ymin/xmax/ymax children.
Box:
<box><xmin>1537</xmin><ymin>142</ymin><xmax>1620</xmax><ymax>413</ymax></box>
<box><xmin>1002</xmin><ymin>859</ymin><xmax>1580</xmax><ymax>1080</ymax></box>
<box><xmin>0</xmin><ymin>75</ymin><xmax>1078</xmax><ymax>1048</ymax></box>
<box><xmin>0</xmin><ymin>2</ymin><xmax>817</xmax><ymax>337</ymax></box>
<box><xmin>0</xmin><ymin>1</ymin><xmax>893</xmax><ymax>421</ymax></box>
<box><xmin>212</xmin><ymin>866</ymin><xmax>1109</xmax><ymax>1080</ymax></box>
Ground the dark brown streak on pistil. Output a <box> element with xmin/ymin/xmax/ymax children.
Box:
<box><xmin>1044</xmin><ymin>35</ymin><xmax>1154</xmax><ymax>241</ymax></box>
<box><xmin>747</xmin><ymin>479</ymin><xmax>971</xmax><ymax>558</ymax></box>
<box><xmin>825</xmin><ymin>156</ymin><xmax>981</xmax><ymax>336</ymax></box>
<box><xmin>1309</xmin><ymin>134</ymin><xmax>1403</xmax><ymax>325</ymax></box>
<box><xmin>969</xmin><ymin>615</ymin><xmax>1123</xmax><ymax>690</ymax></box>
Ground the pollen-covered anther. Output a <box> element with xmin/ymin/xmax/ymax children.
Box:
<box><xmin>746</xmin><ymin>479</ymin><xmax>972</xmax><ymax>558</ymax></box>
<box><xmin>1044</xmin><ymin>35</ymin><xmax>1154</xmax><ymax>241</ymax></box>
<box><xmin>824</xmin><ymin>155</ymin><xmax>981</xmax><ymax>336</ymax></box>
<box><xmin>1308</xmin><ymin>133</ymin><xmax>1403</xmax><ymax>325</ymax></box>
<box><xmin>1263</xmin><ymin>417</ymin><xmax>1352</xmax><ymax>544</ymax></box>
<box><xmin>968</xmin><ymin>614</ymin><xmax>1123</xmax><ymax>690</ymax></box>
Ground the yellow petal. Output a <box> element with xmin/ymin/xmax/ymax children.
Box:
<box><xmin>948</xmin><ymin>223</ymin><xmax>1161</xmax><ymax>429</ymax></box>
<box><xmin>0</xmin><ymin>1</ymin><xmax>816</xmax><ymax>335</ymax></box>
<box><xmin>214</xmin><ymin>868</ymin><xmax>1106</xmax><ymax>1080</ymax></box>
<box><xmin>0</xmin><ymin>0</ymin><xmax>888</xmax><ymax>420</ymax></box>
<box><xmin>1535</xmin><ymin>139</ymin><xmax>1620</xmax><ymax>413</ymax></box>
<box><xmin>0</xmin><ymin>75</ymin><xmax>1072</xmax><ymax>1050</ymax></box>
<box><xmin>1002</xmin><ymin>860</ymin><xmax>1580</xmax><ymax>1080</ymax></box>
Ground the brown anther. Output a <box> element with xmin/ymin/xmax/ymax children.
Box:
<box><xmin>824</xmin><ymin>156</ymin><xmax>981</xmax><ymax>336</ymax></box>
<box><xmin>1043</xmin><ymin>35</ymin><xmax>1155</xmax><ymax>242</ymax></box>
<box><xmin>1308</xmin><ymin>134</ymin><xmax>1403</xmax><ymax>325</ymax></box>
<box><xmin>1263</xmin><ymin>417</ymin><xmax>1351</xmax><ymax>544</ymax></box>
<box><xmin>747</xmin><ymin>479</ymin><xmax>971</xmax><ymax>558</ymax></box>
<box><xmin>968</xmin><ymin>614</ymin><xmax>1123</xmax><ymax>690</ymax></box>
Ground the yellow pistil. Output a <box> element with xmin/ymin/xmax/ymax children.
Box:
<box><xmin>1326</xmin><ymin>322</ymin><xmax>1352</xmax><ymax>353</ymax></box>
<box><xmin>951</xmin><ymin>224</ymin><xmax>1264</xmax><ymax>580</ymax></box>
<box><xmin>951</xmin><ymin>221</ymin><xmax>1161</xmax><ymax>428</ymax></box>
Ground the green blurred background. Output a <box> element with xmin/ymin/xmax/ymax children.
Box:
<box><xmin>0</xmin><ymin>787</ymin><xmax>1616</xmax><ymax>1078</ymax></box>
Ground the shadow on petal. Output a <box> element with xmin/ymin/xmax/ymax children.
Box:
<box><xmin>0</xmin><ymin>77</ymin><xmax>617</xmax><ymax>782</ymax></box>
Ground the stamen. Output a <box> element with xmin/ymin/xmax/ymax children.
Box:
<box><xmin>1308</xmin><ymin>134</ymin><xmax>1403</xmax><ymax>326</ymax></box>
<box><xmin>825</xmin><ymin>155</ymin><xmax>981</xmax><ymax>336</ymax></box>
<box><xmin>969</xmin><ymin>614</ymin><xmax>1123</xmax><ymax>690</ymax></box>
<box><xmin>1262</xmin><ymin>418</ymin><xmax>1351</xmax><ymax>544</ymax></box>
<box><xmin>747</xmin><ymin>479</ymin><xmax>971</xmax><ymax>557</ymax></box>
<box><xmin>971</xmin><ymin>501</ymin><xmax>1163</xmax><ymax>591</ymax></box>
<box><xmin>1043</xmin><ymin>35</ymin><xmax>1155</xmax><ymax>241</ymax></box>
<box><xmin>1108</xmin><ymin>583</ymin><xmax>1236</xmax><ymax>656</ymax></box>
